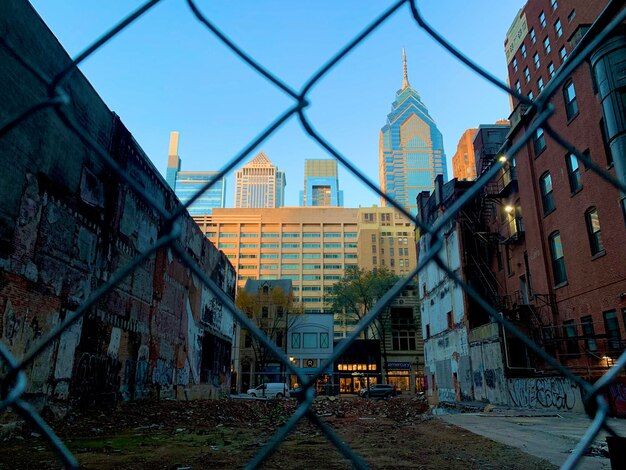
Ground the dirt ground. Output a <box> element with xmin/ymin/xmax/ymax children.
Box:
<box><xmin>0</xmin><ymin>397</ymin><xmax>555</xmax><ymax>469</ymax></box>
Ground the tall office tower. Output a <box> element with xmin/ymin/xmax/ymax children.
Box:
<box><xmin>165</xmin><ymin>131</ymin><xmax>226</xmax><ymax>215</ymax></box>
<box><xmin>299</xmin><ymin>159</ymin><xmax>344</xmax><ymax>207</ymax></box>
<box><xmin>234</xmin><ymin>152</ymin><xmax>286</xmax><ymax>208</ymax></box>
<box><xmin>379</xmin><ymin>49</ymin><xmax>447</xmax><ymax>214</ymax></box>
<box><xmin>451</xmin><ymin>128</ymin><xmax>478</xmax><ymax>181</ymax></box>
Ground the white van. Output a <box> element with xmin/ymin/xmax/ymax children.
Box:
<box><xmin>246</xmin><ymin>383</ymin><xmax>289</xmax><ymax>399</ymax></box>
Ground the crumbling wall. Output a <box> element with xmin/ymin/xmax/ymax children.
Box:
<box><xmin>0</xmin><ymin>0</ymin><xmax>235</xmax><ymax>407</ymax></box>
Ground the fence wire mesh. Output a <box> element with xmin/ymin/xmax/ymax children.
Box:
<box><xmin>1</xmin><ymin>0</ymin><xmax>626</xmax><ymax>469</ymax></box>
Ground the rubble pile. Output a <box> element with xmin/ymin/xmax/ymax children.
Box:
<box><xmin>23</xmin><ymin>396</ymin><xmax>430</xmax><ymax>438</ymax></box>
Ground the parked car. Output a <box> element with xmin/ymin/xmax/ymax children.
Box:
<box><xmin>288</xmin><ymin>386</ymin><xmax>317</xmax><ymax>400</ymax></box>
<box><xmin>358</xmin><ymin>384</ymin><xmax>397</xmax><ymax>398</ymax></box>
<box><xmin>246</xmin><ymin>383</ymin><xmax>289</xmax><ymax>399</ymax></box>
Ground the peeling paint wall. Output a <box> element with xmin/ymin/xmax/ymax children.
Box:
<box><xmin>0</xmin><ymin>0</ymin><xmax>236</xmax><ymax>406</ymax></box>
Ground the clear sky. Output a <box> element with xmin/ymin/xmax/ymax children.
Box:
<box><xmin>30</xmin><ymin>0</ymin><xmax>525</xmax><ymax>209</ymax></box>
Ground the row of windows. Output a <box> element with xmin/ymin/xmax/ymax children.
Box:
<box><xmin>562</xmin><ymin>309</ymin><xmax>625</xmax><ymax>357</ymax></box>
<box><xmin>219</xmin><ymin>232</ymin><xmax>357</xmax><ymax>238</ymax></box>
<box><xmin>233</xmin><ymin>242</ymin><xmax>358</xmax><ymax>249</ymax></box>
<box><xmin>291</xmin><ymin>332</ymin><xmax>330</xmax><ymax>349</ymax></box>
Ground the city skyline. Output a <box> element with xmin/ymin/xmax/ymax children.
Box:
<box><xmin>30</xmin><ymin>0</ymin><xmax>526</xmax><ymax>209</ymax></box>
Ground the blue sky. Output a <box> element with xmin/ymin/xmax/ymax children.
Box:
<box><xmin>30</xmin><ymin>0</ymin><xmax>525</xmax><ymax>208</ymax></box>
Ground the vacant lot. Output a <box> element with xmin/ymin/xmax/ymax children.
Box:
<box><xmin>1</xmin><ymin>398</ymin><xmax>555</xmax><ymax>469</ymax></box>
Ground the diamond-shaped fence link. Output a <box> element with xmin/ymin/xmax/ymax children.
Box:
<box><xmin>1</xmin><ymin>0</ymin><xmax>625</xmax><ymax>469</ymax></box>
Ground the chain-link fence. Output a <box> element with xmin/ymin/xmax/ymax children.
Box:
<box><xmin>1</xmin><ymin>0</ymin><xmax>626</xmax><ymax>469</ymax></box>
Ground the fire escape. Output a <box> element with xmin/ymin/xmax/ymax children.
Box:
<box><xmin>467</xmin><ymin>145</ymin><xmax>559</xmax><ymax>373</ymax></box>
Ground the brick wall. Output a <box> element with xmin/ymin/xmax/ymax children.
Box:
<box><xmin>0</xmin><ymin>0</ymin><xmax>236</xmax><ymax>406</ymax></box>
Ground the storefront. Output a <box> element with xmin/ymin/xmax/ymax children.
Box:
<box><xmin>333</xmin><ymin>339</ymin><xmax>382</xmax><ymax>394</ymax></box>
<box><xmin>386</xmin><ymin>362</ymin><xmax>411</xmax><ymax>392</ymax></box>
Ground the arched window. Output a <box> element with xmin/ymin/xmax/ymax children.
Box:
<box><xmin>548</xmin><ymin>231</ymin><xmax>567</xmax><ymax>285</ymax></box>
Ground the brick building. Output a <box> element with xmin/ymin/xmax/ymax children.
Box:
<box><xmin>501</xmin><ymin>0</ymin><xmax>626</xmax><ymax>385</ymax></box>
<box><xmin>0</xmin><ymin>0</ymin><xmax>236</xmax><ymax>405</ymax></box>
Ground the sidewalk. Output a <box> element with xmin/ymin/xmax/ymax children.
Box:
<box><xmin>439</xmin><ymin>410</ymin><xmax>626</xmax><ymax>469</ymax></box>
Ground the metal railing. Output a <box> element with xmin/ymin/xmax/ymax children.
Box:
<box><xmin>2</xmin><ymin>1</ymin><xmax>626</xmax><ymax>469</ymax></box>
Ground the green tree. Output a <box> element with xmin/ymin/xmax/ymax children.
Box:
<box><xmin>328</xmin><ymin>266</ymin><xmax>400</xmax><ymax>381</ymax></box>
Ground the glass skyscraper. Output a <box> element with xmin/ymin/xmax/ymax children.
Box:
<box><xmin>299</xmin><ymin>159</ymin><xmax>344</xmax><ymax>207</ymax></box>
<box><xmin>379</xmin><ymin>50</ymin><xmax>447</xmax><ymax>214</ymax></box>
<box><xmin>166</xmin><ymin>131</ymin><xmax>226</xmax><ymax>215</ymax></box>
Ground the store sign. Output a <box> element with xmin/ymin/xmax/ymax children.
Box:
<box><xmin>303</xmin><ymin>358</ymin><xmax>318</xmax><ymax>368</ymax></box>
<box><xmin>387</xmin><ymin>362</ymin><xmax>411</xmax><ymax>370</ymax></box>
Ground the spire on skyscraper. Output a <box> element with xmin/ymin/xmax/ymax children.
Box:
<box><xmin>402</xmin><ymin>48</ymin><xmax>410</xmax><ymax>90</ymax></box>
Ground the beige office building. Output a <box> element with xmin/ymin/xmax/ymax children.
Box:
<box><xmin>193</xmin><ymin>207</ymin><xmax>359</xmax><ymax>322</ymax></box>
<box><xmin>356</xmin><ymin>206</ymin><xmax>417</xmax><ymax>275</ymax></box>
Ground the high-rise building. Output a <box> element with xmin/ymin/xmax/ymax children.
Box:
<box><xmin>193</xmin><ymin>207</ymin><xmax>359</xmax><ymax>318</ymax></box>
<box><xmin>300</xmin><ymin>159</ymin><xmax>344</xmax><ymax>207</ymax></box>
<box><xmin>451</xmin><ymin>128</ymin><xmax>478</xmax><ymax>181</ymax></box>
<box><xmin>379</xmin><ymin>49</ymin><xmax>447</xmax><ymax>214</ymax></box>
<box><xmin>165</xmin><ymin>131</ymin><xmax>226</xmax><ymax>215</ymax></box>
<box><xmin>234</xmin><ymin>152</ymin><xmax>286</xmax><ymax>208</ymax></box>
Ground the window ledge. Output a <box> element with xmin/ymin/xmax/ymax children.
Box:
<box><xmin>543</xmin><ymin>207</ymin><xmax>556</xmax><ymax>217</ymax></box>
<box><xmin>570</xmin><ymin>187</ymin><xmax>583</xmax><ymax>197</ymax></box>
<box><xmin>554</xmin><ymin>281</ymin><xmax>569</xmax><ymax>290</ymax></box>
<box><xmin>566</xmin><ymin>111</ymin><xmax>580</xmax><ymax>125</ymax></box>
<box><xmin>591</xmin><ymin>250</ymin><xmax>606</xmax><ymax>261</ymax></box>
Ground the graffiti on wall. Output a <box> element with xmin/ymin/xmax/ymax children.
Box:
<box><xmin>508</xmin><ymin>377</ymin><xmax>580</xmax><ymax>411</ymax></box>
<box><xmin>72</xmin><ymin>353</ymin><xmax>120</xmax><ymax>405</ymax></box>
<box><xmin>607</xmin><ymin>378</ymin><xmax>626</xmax><ymax>418</ymax></box>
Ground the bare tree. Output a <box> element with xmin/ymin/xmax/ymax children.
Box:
<box><xmin>328</xmin><ymin>266</ymin><xmax>399</xmax><ymax>383</ymax></box>
<box><xmin>236</xmin><ymin>284</ymin><xmax>301</xmax><ymax>385</ymax></box>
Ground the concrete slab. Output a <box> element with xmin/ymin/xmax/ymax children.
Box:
<box><xmin>439</xmin><ymin>412</ymin><xmax>626</xmax><ymax>469</ymax></box>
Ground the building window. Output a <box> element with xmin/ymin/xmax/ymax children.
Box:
<box><xmin>515</xmin><ymin>80</ymin><xmax>521</xmax><ymax>94</ymax></box>
<box><xmin>528</xmin><ymin>91</ymin><xmax>534</xmax><ymax>101</ymax></box>
<box><xmin>521</xmin><ymin>43</ymin><xmax>527</xmax><ymax>58</ymax></box>
<box><xmin>524</xmin><ymin>67</ymin><xmax>530</xmax><ymax>82</ymax></box>
<box><xmin>540</xmin><ymin>172</ymin><xmax>555</xmax><ymax>214</ymax></box>
<box><xmin>534</xmin><ymin>127</ymin><xmax>546</xmax><ymax>155</ymax></box>
<box><xmin>551</xmin><ymin>0</ymin><xmax>558</xmax><ymax>10</ymax></box>
<box><xmin>533</xmin><ymin>52</ymin><xmax>540</xmax><ymax>69</ymax></box>
<box><xmin>585</xmin><ymin>207</ymin><xmax>604</xmax><ymax>255</ymax></box>
<box><xmin>603</xmin><ymin>310</ymin><xmax>621</xmax><ymax>352</ymax></box>
<box><xmin>392</xmin><ymin>330</ymin><xmax>416</xmax><ymax>351</ymax></box>
<box><xmin>538</xmin><ymin>77</ymin><xmax>544</xmax><ymax>92</ymax></box>
<box><xmin>563</xmin><ymin>81</ymin><xmax>579</xmax><ymax>119</ymax></box>
<box><xmin>372</xmin><ymin>256</ymin><xmax>377</xmax><ymax>265</ymax></box>
<box><xmin>548</xmin><ymin>62</ymin><xmax>555</xmax><ymax>78</ymax></box>
<box><xmin>549</xmin><ymin>231</ymin><xmax>567</xmax><ymax>285</ymax></box>
<box><xmin>447</xmin><ymin>311</ymin><xmax>453</xmax><ymax>329</ymax></box>
<box><xmin>560</xmin><ymin>46</ymin><xmax>567</xmax><ymax>62</ymax></box>
<box><xmin>530</xmin><ymin>28</ymin><xmax>536</xmax><ymax>43</ymax></box>
<box><xmin>539</xmin><ymin>11</ymin><xmax>546</xmax><ymax>28</ymax></box>
<box><xmin>303</xmin><ymin>333</ymin><xmax>317</xmax><ymax>348</ymax></box>
<box><xmin>291</xmin><ymin>333</ymin><xmax>301</xmax><ymax>349</ymax></box>
<box><xmin>566</xmin><ymin>154</ymin><xmax>582</xmax><ymax>193</ymax></box>
<box><xmin>512</xmin><ymin>57</ymin><xmax>518</xmax><ymax>72</ymax></box>
<box><xmin>600</xmin><ymin>118</ymin><xmax>614</xmax><ymax>166</ymax></box>
<box><xmin>564</xmin><ymin>320</ymin><xmax>580</xmax><ymax>356</ymax></box>
<box><xmin>581</xmin><ymin>316</ymin><xmax>598</xmax><ymax>352</ymax></box>
<box><xmin>262</xmin><ymin>306</ymin><xmax>269</xmax><ymax>318</ymax></box>
<box><xmin>568</xmin><ymin>9</ymin><xmax>576</xmax><ymax>22</ymax></box>
<box><xmin>543</xmin><ymin>36</ymin><xmax>551</xmax><ymax>54</ymax></box>
<box><xmin>320</xmin><ymin>333</ymin><xmax>329</xmax><ymax>348</ymax></box>
<box><xmin>425</xmin><ymin>324</ymin><xmax>430</xmax><ymax>339</ymax></box>
<box><xmin>555</xmin><ymin>19</ymin><xmax>563</xmax><ymax>37</ymax></box>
